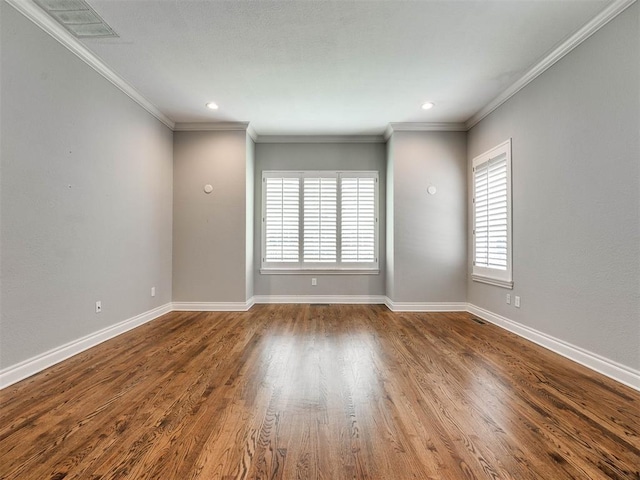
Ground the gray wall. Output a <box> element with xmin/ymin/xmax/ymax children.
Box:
<box><xmin>254</xmin><ymin>142</ymin><xmax>386</xmax><ymax>296</ymax></box>
<box><xmin>467</xmin><ymin>2</ymin><xmax>639</xmax><ymax>370</ymax></box>
<box><xmin>246</xmin><ymin>135</ymin><xmax>255</xmax><ymax>300</ymax></box>
<box><xmin>3</xmin><ymin>0</ymin><xmax>636</xmax><ymax>382</ymax></box>
<box><xmin>385</xmin><ymin>137</ymin><xmax>395</xmax><ymax>299</ymax></box>
<box><xmin>387</xmin><ymin>131</ymin><xmax>468</xmax><ymax>303</ymax></box>
<box><xmin>172</xmin><ymin>130</ymin><xmax>251</xmax><ymax>303</ymax></box>
<box><xmin>0</xmin><ymin>4</ymin><xmax>173</xmax><ymax>368</ymax></box>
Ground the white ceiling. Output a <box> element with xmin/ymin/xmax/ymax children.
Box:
<box><xmin>76</xmin><ymin>0</ymin><xmax>611</xmax><ymax>135</ymax></box>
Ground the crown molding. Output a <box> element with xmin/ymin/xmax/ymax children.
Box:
<box><xmin>254</xmin><ymin>134</ymin><xmax>386</xmax><ymax>144</ymax></box>
<box><xmin>173</xmin><ymin>122</ymin><xmax>259</xmax><ymax>142</ymax></box>
<box><xmin>383</xmin><ymin>124</ymin><xmax>394</xmax><ymax>141</ymax></box>
<box><xmin>389</xmin><ymin>122</ymin><xmax>468</xmax><ymax>132</ymax></box>
<box><xmin>6</xmin><ymin>0</ymin><xmax>175</xmax><ymax>130</ymax></box>
<box><xmin>246</xmin><ymin>125</ymin><xmax>258</xmax><ymax>142</ymax></box>
<box><xmin>465</xmin><ymin>0</ymin><xmax>637</xmax><ymax>129</ymax></box>
<box><xmin>173</xmin><ymin>122</ymin><xmax>252</xmax><ymax>132</ymax></box>
<box><xmin>385</xmin><ymin>122</ymin><xmax>468</xmax><ymax>140</ymax></box>
<box><xmin>11</xmin><ymin>0</ymin><xmax>634</xmax><ymax>136</ymax></box>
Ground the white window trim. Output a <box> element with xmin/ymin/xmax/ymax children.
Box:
<box><xmin>261</xmin><ymin>170</ymin><xmax>379</xmax><ymax>274</ymax></box>
<box><xmin>472</xmin><ymin>139</ymin><xmax>513</xmax><ymax>289</ymax></box>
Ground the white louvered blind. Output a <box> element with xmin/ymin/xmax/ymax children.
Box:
<box><xmin>303</xmin><ymin>177</ymin><xmax>337</xmax><ymax>262</ymax></box>
<box><xmin>341</xmin><ymin>176</ymin><xmax>376</xmax><ymax>263</ymax></box>
<box><xmin>472</xmin><ymin>139</ymin><xmax>512</xmax><ymax>288</ymax></box>
<box><xmin>474</xmin><ymin>153</ymin><xmax>508</xmax><ymax>269</ymax></box>
<box><xmin>264</xmin><ymin>177</ymin><xmax>299</xmax><ymax>262</ymax></box>
<box><xmin>262</xmin><ymin>171</ymin><xmax>378</xmax><ymax>271</ymax></box>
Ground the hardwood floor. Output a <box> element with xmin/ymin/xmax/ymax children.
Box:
<box><xmin>0</xmin><ymin>305</ymin><xmax>638</xmax><ymax>479</ymax></box>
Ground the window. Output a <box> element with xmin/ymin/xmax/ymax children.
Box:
<box><xmin>472</xmin><ymin>139</ymin><xmax>513</xmax><ymax>288</ymax></box>
<box><xmin>262</xmin><ymin>171</ymin><xmax>378</xmax><ymax>272</ymax></box>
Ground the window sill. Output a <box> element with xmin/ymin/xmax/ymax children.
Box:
<box><xmin>260</xmin><ymin>268</ymin><xmax>379</xmax><ymax>275</ymax></box>
<box><xmin>472</xmin><ymin>274</ymin><xmax>513</xmax><ymax>289</ymax></box>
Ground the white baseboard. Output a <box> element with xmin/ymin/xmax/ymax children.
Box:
<box><xmin>3</xmin><ymin>300</ymin><xmax>636</xmax><ymax>393</ymax></box>
<box><xmin>385</xmin><ymin>298</ymin><xmax>468</xmax><ymax>312</ymax></box>
<box><xmin>172</xmin><ymin>299</ymin><xmax>255</xmax><ymax>311</ymax></box>
<box><xmin>467</xmin><ymin>304</ymin><xmax>640</xmax><ymax>391</ymax></box>
<box><xmin>0</xmin><ymin>303</ymin><xmax>172</xmax><ymax>389</ymax></box>
<box><xmin>253</xmin><ymin>295</ymin><xmax>386</xmax><ymax>304</ymax></box>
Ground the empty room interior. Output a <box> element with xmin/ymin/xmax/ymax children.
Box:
<box><xmin>1</xmin><ymin>0</ymin><xmax>639</xmax><ymax>478</ymax></box>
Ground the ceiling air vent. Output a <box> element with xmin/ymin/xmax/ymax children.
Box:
<box><xmin>35</xmin><ymin>0</ymin><xmax>118</xmax><ymax>38</ymax></box>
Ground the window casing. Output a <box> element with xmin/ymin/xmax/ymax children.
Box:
<box><xmin>262</xmin><ymin>171</ymin><xmax>379</xmax><ymax>273</ymax></box>
<box><xmin>472</xmin><ymin>139</ymin><xmax>513</xmax><ymax>288</ymax></box>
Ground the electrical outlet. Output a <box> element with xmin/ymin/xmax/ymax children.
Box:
<box><xmin>311</xmin><ymin>277</ymin><xmax>317</xmax><ymax>286</ymax></box>
<box><xmin>151</xmin><ymin>287</ymin><xmax>156</xmax><ymax>297</ymax></box>
<box><xmin>95</xmin><ymin>301</ymin><xmax>102</xmax><ymax>313</ymax></box>
<box><xmin>506</xmin><ymin>293</ymin><xmax>511</xmax><ymax>305</ymax></box>
<box><xmin>515</xmin><ymin>296</ymin><xmax>521</xmax><ymax>308</ymax></box>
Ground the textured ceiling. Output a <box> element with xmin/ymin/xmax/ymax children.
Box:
<box><xmin>78</xmin><ymin>0</ymin><xmax>611</xmax><ymax>135</ymax></box>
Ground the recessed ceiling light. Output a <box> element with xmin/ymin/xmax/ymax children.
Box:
<box><xmin>421</xmin><ymin>102</ymin><xmax>435</xmax><ymax>110</ymax></box>
<box><xmin>206</xmin><ymin>102</ymin><xmax>219</xmax><ymax>110</ymax></box>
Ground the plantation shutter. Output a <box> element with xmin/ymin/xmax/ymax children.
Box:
<box><xmin>262</xmin><ymin>170</ymin><xmax>378</xmax><ymax>272</ymax></box>
<box><xmin>303</xmin><ymin>176</ymin><xmax>337</xmax><ymax>263</ymax></box>
<box><xmin>474</xmin><ymin>153</ymin><xmax>508</xmax><ymax>270</ymax></box>
<box><xmin>341</xmin><ymin>176</ymin><xmax>376</xmax><ymax>263</ymax></box>
<box><xmin>264</xmin><ymin>176</ymin><xmax>300</xmax><ymax>263</ymax></box>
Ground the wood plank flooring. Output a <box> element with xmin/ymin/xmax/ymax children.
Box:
<box><xmin>0</xmin><ymin>305</ymin><xmax>638</xmax><ymax>479</ymax></box>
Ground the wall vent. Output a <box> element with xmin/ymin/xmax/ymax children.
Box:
<box><xmin>35</xmin><ymin>0</ymin><xmax>118</xmax><ymax>38</ymax></box>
